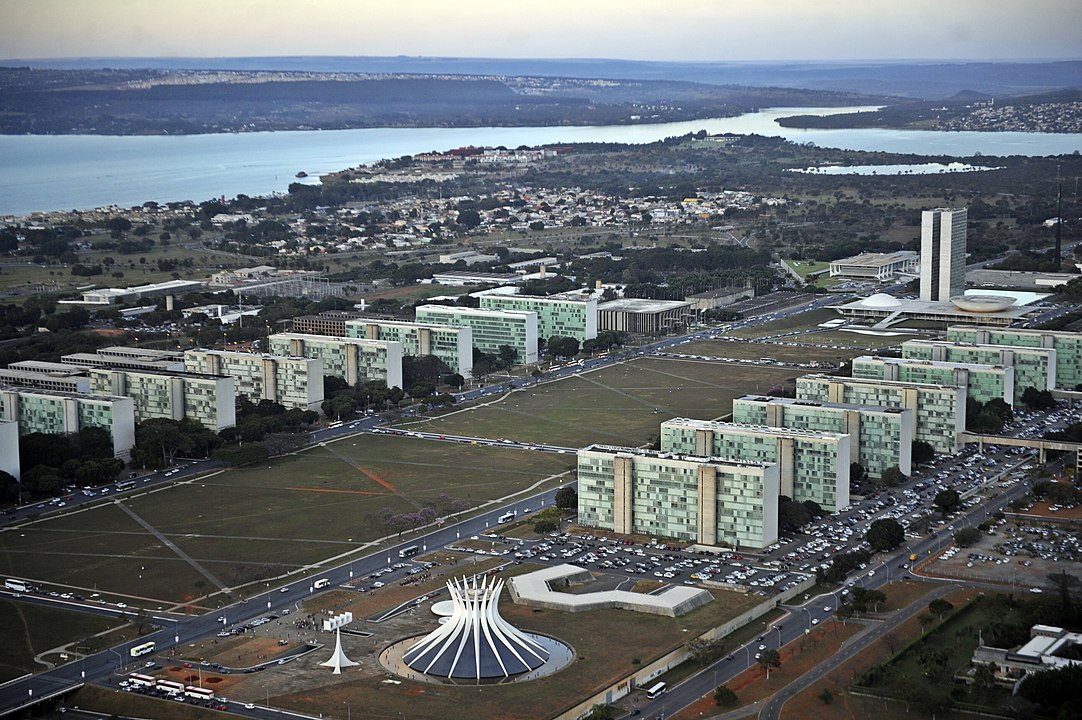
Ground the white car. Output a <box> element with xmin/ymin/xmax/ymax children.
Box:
<box><xmin>823</xmin><ymin>606</ymin><xmax>832</xmax><ymax>612</ymax></box>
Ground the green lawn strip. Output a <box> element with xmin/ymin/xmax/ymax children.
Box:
<box><xmin>0</xmin><ymin>599</ymin><xmax>128</xmax><ymax>681</ymax></box>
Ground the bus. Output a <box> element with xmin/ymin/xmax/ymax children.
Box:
<box><xmin>313</xmin><ymin>578</ymin><xmax>331</xmax><ymax>589</ymax></box>
<box><xmin>130</xmin><ymin>641</ymin><xmax>155</xmax><ymax>658</ymax></box>
<box><xmin>184</xmin><ymin>686</ymin><xmax>215</xmax><ymax>701</ymax></box>
<box><xmin>646</xmin><ymin>681</ymin><xmax>667</xmax><ymax>699</ymax></box>
<box><xmin>156</xmin><ymin>679</ymin><xmax>185</xmax><ymax>695</ymax></box>
<box><xmin>398</xmin><ymin>545</ymin><xmax>420</xmax><ymax>558</ymax></box>
<box><xmin>127</xmin><ymin>673</ymin><xmax>156</xmax><ymax>688</ymax></box>
<box><xmin>116</xmin><ymin>480</ymin><xmax>136</xmax><ymax>491</ymax></box>
<box><xmin>497</xmin><ymin>511</ymin><xmax>516</xmax><ymax>524</ymax></box>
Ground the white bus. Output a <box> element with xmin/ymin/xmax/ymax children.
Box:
<box><xmin>129</xmin><ymin>641</ymin><xmax>155</xmax><ymax>658</ymax></box>
<box><xmin>497</xmin><ymin>511</ymin><xmax>516</xmax><ymax>524</ymax></box>
<box><xmin>313</xmin><ymin>578</ymin><xmax>331</xmax><ymax>589</ymax></box>
<box><xmin>127</xmin><ymin>673</ymin><xmax>156</xmax><ymax>688</ymax></box>
<box><xmin>398</xmin><ymin>545</ymin><xmax>420</xmax><ymax>558</ymax></box>
<box><xmin>646</xmin><ymin>681</ymin><xmax>667</xmax><ymax>699</ymax></box>
<box><xmin>156</xmin><ymin>679</ymin><xmax>185</xmax><ymax>695</ymax></box>
<box><xmin>185</xmin><ymin>686</ymin><xmax>215</xmax><ymax>701</ymax></box>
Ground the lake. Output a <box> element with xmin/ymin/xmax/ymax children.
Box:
<box><xmin>1</xmin><ymin>105</ymin><xmax>1079</xmax><ymax>217</ymax></box>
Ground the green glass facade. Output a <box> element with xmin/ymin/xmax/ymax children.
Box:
<box><xmin>902</xmin><ymin>339</ymin><xmax>1054</xmax><ymax>404</ymax></box>
<box><xmin>659</xmin><ymin>418</ymin><xmax>850</xmax><ymax>511</ymax></box>
<box><xmin>796</xmin><ymin>374</ymin><xmax>964</xmax><ymax>455</ymax></box>
<box><xmin>732</xmin><ymin>395</ymin><xmax>912</xmax><ymax>478</ymax></box>
<box><xmin>851</xmin><ymin>355</ymin><xmax>1012</xmax><ymax>404</ymax></box>
<box><xmin>576</xmin><ymin>445</ymin><xmax>779</xmax><ymax>549</ymax></box>
<box><xmin>344</xmin><ymin>320</ymin><xmax>473</xmax><ymax>378</ymax></box>
<box><xmin>267</xmin><ymin>333</ymin><xmax>403</xmax><ymax>389</ymax></box>
<box><xmin>0</xmin><ymin>387</ymin><xmax>135</xmax><ymax>458</ymax></box>
<box><xmin>478</xmin><ymin>292</ymin><xmax>597</xmax><ymax>343</ymax></box>
<box><xmin>946</xmin><ymin>326</ymin><xmax>1082</xmax><ymax>391</ymax></box>
<box><xmin>415</xmin><ymin>305</ymin><xmax>538</xmax><ymax>364</ymax></box>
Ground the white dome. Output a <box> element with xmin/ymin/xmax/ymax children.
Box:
<box><xmin>860</xmin><ymin>293</ymin><xmax>902</xmax><ymax>309</ymax></box>
<box><xmin>950</xmin><ymin>295</ymin><xmax>1015</xmax><ymax>312</ymax></box>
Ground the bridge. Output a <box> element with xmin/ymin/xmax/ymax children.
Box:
<box><xmin>958</xmin><ymin>432</ymin><xmax>1082</xmax><ymax>467</ymax></box>
<box><xmin>0</xmin><ymin>674</ymin><xmax>82</xmax><ymax>716</ymax></box>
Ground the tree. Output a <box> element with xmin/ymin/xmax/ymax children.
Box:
<box><xmin>757</xmin><ymin>648</ymin><xmax>781</xmax><ymax>679</ymax></box>
<box><xmin>933</xmin><ymin>487</ymin><xmax>961</xmax><ymax>516</ymax></box>
<box><xmin>836</xmin><ymin>604</ymin><xmax>855</xmax><ymax>624</ymax></box>
<box><xmin>1047</xmin><ymin>570</ymin><xmax>1079</xmax><ymax>614</ymax></box>
<box><xmin>972</xmin><ymin>662</ymin><xmax>997</xmax><ymax>693</ymax></box>
<box><xmin>1021</xmin><ymin>386</ymin><xmax>1057</xmax><ymax>410</ymax></box>
<box><xmin>546</xmin><ymin>335</ymin><xmax>580</xmax><ymax>359</ymax></box>
<box><xmin>817</xmin><ymin>688</ymin><xmax>834</xmax><ymax>705</ymax></box>
<box><xmin>866</xmin><ymin>518</ymin><xmax>905</xmax><ymax>552</ymax></box>
<box><xmin>953</xmin><ymin>527</ymin><xmax>982</xmax><ymax>547</ymax></box>
<box><xmin>714</xmin><ymin>685</ymin><xmax>738</xmax><ymax>706</ymax></box>
<box><xmin>879</xmin><ymin>466</ymin><xmax>907</xmax><ymax>487</ymax></box>
<box><xmin>321</xmin><ymin>396</ymin><xmax>355</xmax><ymax>421</ymax></box>
<box><xmin>1018</xmin><ymin>663</ymin><xmax>1082</xmax><ymax>713</ymax></box>
<box><xmin>928</xmin><ymin>598</ymin><xmax>954</xmax><ymax>618</ymax></box>
<box><xmin>850</xmin><ymin>462</ymin><xmax>868</xmax><ymax>486</ymax></box>
<box><xmin>533</xmin><ymin>519</ymin><xmax>558</xmax><ymax>533</ymax></box>
<box><xmin>555</xmin><ymin>487</ymin><xmax>578</xmax><ymax>510</ymax></box>
<box><xmin>777</xmin><ymin>496</ymin><xmax>811</xmax><ymax>532</ymax></box>
<box><xmin>456</xmin><ymin>208</ymin><xmax>482</xmax><ymax>229</ymax></box>
<box><xmin>911</xmin><ymin>440</ymin><xmax>935</xmax><ymax>465</ymax></box>
<box><xmin>132</xmin><ymin>419</ymin><xmax>194</xmax><ymax>469</ymax></box>
<box><xmin>0</xmin><ymin>470</ymin><xmax>19</xmax><ymax>503</ymax></box>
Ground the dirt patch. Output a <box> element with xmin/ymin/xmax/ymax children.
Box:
<box><xmin>197</xmin><ymin>636</ymin><xmax>288</xmax><ymax>668</ymax></box>
<box><xmin>631</xmin><ymin>580</ymin><xmax>665</xmax><ymax>594</ymax></box>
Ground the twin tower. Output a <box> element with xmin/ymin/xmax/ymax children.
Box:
<box><xmin>919</xmin><ymin>207</ymin><xmax>968</xmax><ymax>302</ymax></box>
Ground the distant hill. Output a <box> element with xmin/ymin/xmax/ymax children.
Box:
<box><xmin>3</xmin><ymin>56</ymin><xmax>1080</xmax><ymax>99</ymax></box>
<box><xmin>0</xmin><ymin>68</ymin><xmax>885</xmax><ymax>136</ymax></box>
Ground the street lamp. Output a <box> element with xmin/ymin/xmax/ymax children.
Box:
<box><xmin>343</xmin><ymin>701</ymin><xmax>351</xmax><ymax>720</ymax></box>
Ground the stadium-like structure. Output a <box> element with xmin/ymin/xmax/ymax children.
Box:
<box><xmin>403</xmin><ymin>575</ymin><xmax>549</xmax><ymax>681</ymax></box>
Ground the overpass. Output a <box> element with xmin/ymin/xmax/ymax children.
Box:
<box><xmin>958</xmin><ymin>432</ymin><xmax>1082</xmax><ymax>467</ymax></box>
<box><xmin>0</xmin><ymin>674</ymin><xmax>82</xmax><ymax>716</ymax></box>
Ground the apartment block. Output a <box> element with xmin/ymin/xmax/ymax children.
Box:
<box><xmin>267</xmin><ymin>333</ymin><xmax>403</xmax><ymax>389</ymax></box>
<box><xmin>87</xmin><ymin>367</ymin><xmax>236</xmax><ymax>431</ymax></box>
<box><xmin>732</xmin><ymin>395</ymin><xmax>912</xmax><ymax>478</ymax></box>
<box><xmin>851</xmin><ymin>355</ymin><xmax>1013</xmax><ymax>405</ymax></box>
<box><xmin>344</xmin><ymin>319</ymin><xmax>473</xmax><ymax>379</ymax></box>
<box><xmin>577</xmin><ymin>444</ymin><xmax>780</xmax><ymax>549</ymax></box>
<box><xmin>477</xmin><ymin>291</ymin><xmax>597</xmax><ymax>344</ymax></box>
<box><xmin>0</xmin><ymin>387</ymin><xmax>135</xmax><ymax>459</ymax></box>
<box><xmin>659</xmin><ymin>418</ymin><xmax>850</xmax><ymax>511</ymax></box>
<box><xmin>184</xmin><ymin>349</ymin><xmax>323</xmax><ymax>411</ymax></box>
<box><xmin>946</xmin><ymin>326</ymin><xmax>1082</xmax><ymax>391</ymax></box>
<box><xmin>902</xmin><ymin>339</ymin><xmax>1055</xmax><ymax>404</ymax></box>
<box><xmin>796</xmin><ymin>374</ymin><xmax>966</xmax><ymax>455</ymax></box>
<box><xmin>415</xmin><ymin>304</ymin><xmax>539</xmax><ymax>364</ymax></box>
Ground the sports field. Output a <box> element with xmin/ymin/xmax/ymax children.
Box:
<box><xmin>0</xmin><ymin>436</ymin><xmax>570</xmax><ymax>606</ymax></box>
<box><xmin>404</xmin><ymin>356</ymin><xmax>800</xmax><ymax>447</ymax></box>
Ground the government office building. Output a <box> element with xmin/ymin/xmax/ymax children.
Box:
<box><xmin>415</xmin><ymin>304</ymin><xmax>539</xmax><ymax>364</ymax></box>
<box><xmin>87</xmin><ymin>367</ymin><xmax>236</xmax><ymax>431</ymax></box>
<box><xmin>850</xmin><ymin>355</ymin><xmax>1013</xmax><ymax>405</ymax></box>
<box><xmin>185</xmin><ymin>349</ymin><xmax>323</xmax><ymax>411</ymax></box>
<box><xmin>732</xmin><ymin>395</ymin><xmax>913</xmax><ymax>478</ymax></box>
<box><xmin>477</xmin><ymin>291</ymin><xmax>597</xmax><ymax>344</ymax></box>
<box><xmin>659</xmin><ymin>418</ymin><xmax>850</xmax><ymax>512</ymax></box>
<box><xmin>901</xmin><ymin>339</ymin><xmax>1055</xmax><ymax>404</ymax></box>
<box><xmin>344</xmin><ymin>319</ymin><xmax>473</xmax><ymax>379</ymax></box>
<box><xmin>268</xmin><ymin>333</ymin><xmax>403</xmax><ymax>390</ymax></box>
<box><xmin>946</xmin><ymin>326</ymin><xmax>1082</xmax><ymax>391</ymax></box>
<box><xmin>0</xmin><ymin>364</ymin><xmax>91</xmax><ymax>394</ymax></box>
<box><xmin>0</xmin><ymin>387</ymin><xmax>135</xmax><ymax>459</ymax></box>
<box><xmin>576</xmin><ymin>444</ymin><xmax>780</xmax><ymax>549</ymax></box>
<box><xmin>796</xmin><ymin>374</ymin><xmax>966</xmax><ymax>455</ymax></box>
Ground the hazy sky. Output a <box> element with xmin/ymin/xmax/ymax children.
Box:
<box><xmin>2</xmin><ymin>0</ymin><xmax>1080</xmax><ymax>62</ymax></box>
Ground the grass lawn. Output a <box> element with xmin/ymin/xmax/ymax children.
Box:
<box><xmin>727</xmin><ymin>308</ymin><xmax>842</xmax><ymax>338</ymax></box>
<box><xmin>786</xmin><ymin>260</ymin><xmax>830</xmax><ymax>279</ymax></box>
<box><xmin>0</xmin><ymin>600</ymin><xmax>129</xmax><ymax>682</ymax></box>
<box><xmin>67</xmin><ymin>685</ymin><xmax>234</xmax><ymax>720</ymax></box>
<box><xmin>0</xmin><ymin>436</ymin><xmax>569</xmax><ymax>605</ymax></box>
<box><xmin>403</xmin><ymin>357</ymin><xmax>801</xmax><ymax>447</ymax></box>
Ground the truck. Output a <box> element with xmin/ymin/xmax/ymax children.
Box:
<box><xmin>4</xmin><ymin>579</ymin><xmax>28</xmax><ymax>593</ymax></box>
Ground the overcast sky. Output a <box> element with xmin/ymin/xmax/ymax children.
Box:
<box><xmin>2</xmin><ymin>0</ymin><xmax>1080</xmax><ymax>62</ymax></box>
